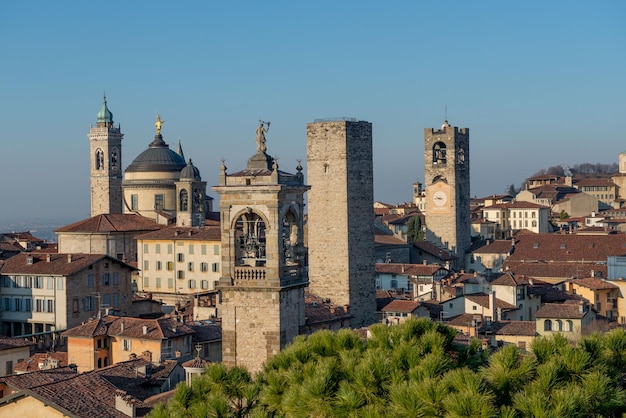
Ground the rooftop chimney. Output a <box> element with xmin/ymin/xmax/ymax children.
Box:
<box><xmin>46</xmin><ymin>254</ymin><xmax>51</xmax><ymax>263</ymax></box>
<box><xmin>67</xmin><ymin>254</ymin><xmax>72</xmax><ymax>263</ymax></box>
<box><xmin>143</xmin><ymin>325</ymin><xmax>148</xmax><ymax>335</ymax></box>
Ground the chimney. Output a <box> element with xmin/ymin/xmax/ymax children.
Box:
<box><xmin>115</xmin><ymin>390</ymin><xmax>136</xmax><ymax>418</ymax></box>
<box><xmin>46</xmin><ymin>254</ymin><xmax>51</xmax><ymax>263</ymax></box>
<box><xmin>489</xmin><ymin>291</ymin><xmax>497</xmax><ymax>321</ymax></box>
<box><xmin>141</xmin><ymin>350</ymin><xmax>152</xmax><ymax>362</ymax></box>
<box><xmin>142</xmin><ymin>325</ymin><xmax>148</xmax><ymax>335</ymax></box>
<box><xmin>401</xmin><ymin>265</ymin><xmax>405</xmax><ymax>273</ymax></box>
<box><xmin>67</xmin><ymin>254</ymin><xmax>72</xmax><ymax>263</ymax></box>
<box><xmin>120</xmin><ymin>321</ymin><xmax>125</xmax><ymax>332</ymax></box>
<box><xmin>188</xmin><ymin>230</ymin><xmax>193</xmax><ymax>237</ymax></box>
<box><xmin>423</xmin><ymin>260</ymin><xmax>427</xmax><ymax>265</ymax></box>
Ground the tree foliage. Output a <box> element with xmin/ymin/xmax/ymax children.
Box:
<box><xmin>149</xmin><ymin>319</ymin><xmax>626</xmax><ymax>417</ymax></box>
<box><xmin>406</xmin><ymin>215</ymin><xmax>424</xmax><ymax>243</ymax></box>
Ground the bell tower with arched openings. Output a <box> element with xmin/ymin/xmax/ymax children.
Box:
<box><xmin>424</xmin><ymin>120</ymin><xmax>470</xmax><ymax>269</ymax></box>
<box><xmin>213</xmin><ymin>123</ymin><xmax>309</xmax><ymax>372</ymax></box>
<box><xmin>89</xmin><ymin>95</ymin><xmax>123</xmax><ymax>216</ymax></box>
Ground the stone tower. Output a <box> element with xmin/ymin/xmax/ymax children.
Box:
<box><xmin>213</xmin><ymin>123</ymin><xmax>309</xmax><ymax>372</ymax></box>
<box><xmin>423</xmin><ymin>120</ymin><xmax>470</xmax><ymax>269</ymax></box>
<box><xmin>175</xmin><ymin>159</ymin><xmax>207</xmax><ymax>227</ymax></box>
<box><xmin>306</xmin><ymin>118</ymin><xmax>376</xmax><ymax>327</ymax></box>
<box><xmin>89</xmin><ymin>95</ymin><xmax>123</xmax><ymax>216</ymax></box>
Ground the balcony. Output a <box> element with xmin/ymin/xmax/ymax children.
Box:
<box><xmin>233</xmin><ymin>266</ymin><xmax>266</xmax><ymax>281</ymax></box>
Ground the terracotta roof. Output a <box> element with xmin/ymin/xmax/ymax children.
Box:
<box><xmin>375</xmin><ymin>290</ymin><xmax>395</xmax><ymax>311</ymax></box>
<box><xmin>135</xmin><ymin>225</ymin><xmax>221</xmax><ymax>241</ymax></box>
<box><xmin>503</xmin><ymin>261</ymin><xmax>607</xmax><ymax>281</ymax></box>
<box><xmin>490</xmin><ymin>272</ymin><xmax>548</xmax><ymax>287</ymax></box>
<box><xmin>374</xmin><ymin>233</ymin><xmax>408</xmax><ymax>246</ymax></box>
<box><xmin>535</xmin><ymin>302</ymin><xmax>588</xmax><ymax>319</ymax></box>
<box><xmin>14</xmin><ymin>352</ymin><xmax>68</xmax><ymax>373</ymax></box>
<box><xmin>447</xmin><ymin>312</ymin><xmax>482</xmax><ymax>326</ymax></box>
<box><xmin>0</xmin><ymin>231</ymin><xmax>45</xmax><ymax>243</ymax></box>
<box><xmin>182</xmin><ymin>356</ymin><xmax>210</xmax><ymax>369</ymax></box>
<box><xmin>55</xmin><ymin>214</ymin><xmax>161</xmax><ymax>233</ymax></box>
<box><xmin>375</xmin><ymin>263</ymin><xmax>445</xmax><ymax>276</ymax></box>
<box><xmin>506</xmin><ymin>233</ymin><xmax>626</xmax><ymax>263</ymax></box>
<box><xmin>188</xmin><ymin>321</ymin><xmax>222</xmax><ymax>342</ymax></box>
<box><xmin>0</xmin><ymin>336</ymin><xmax>35</xmax><ymax>351</ymax></box>
<box><xmin>1</xmin><ymin>366</ymin><xmax>77</xmax><ymax>389</ymax></box>
<box><xmin>464</xmin><ymin>293</ymin><xmax>517</xmax><ymax>310</ymax></box>
<box><xmin>575</xmin><ymin>178</ymin><xmax>616</xmax><ymax>187</ymax></box>
<box><xmin>381</xmin><ymin>300</ymin><xmax>419</xmax><ymax>313</ymax></box>
<box><xmin>62</xmin><ymin>316</ymin><xmax>195</xmax><ymax>340</ymax></box>
<box><xmin>412</xmin><ymin>241</ymin><xmax>456</xmax><ymax>261</ymax></box>
<box><xmin>567</xmin><ymin>277</ymin><xmax>618</xmax><ymax>290</ymax></box>
<box><xmin>0</xmin><ymin>253</ymin><xmax>135</xmax><ymax>276</ymax></box>
<box><xmin>469</xmin><ymin>239</ymin><xmax>515</xmax><ymax>254</ymax></box>
<box><xmin>20</xmin><ymin>358</ymin><xmax>175</xmax><ymax>417</ymax></box>
<box><xmin>305</xmin><ymin>294</ymin><xmax>351</xmax><ymax>325</ymax></box>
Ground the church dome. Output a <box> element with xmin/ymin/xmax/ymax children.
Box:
<box><xmin>97</xmin><ymin>96</ymin><xmax>113</xmax><ymax>124</ymax></box>
<box><xmin>125</xmin><ymin>134</ymin><xmax>186</xmax><ymax>173</ymax></box>
<box><xmin>180</xmin><ymin>159</ymin><xmax>201</xmax><ymax>179</ymax></box>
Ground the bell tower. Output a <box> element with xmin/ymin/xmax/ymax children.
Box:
<box><xmin>213</xmin><ymin>122</ymin><xmax>309</xmax><ymax>372</ymax></box>
<box><xmin>175</xmin><ymin>159</ymin><xmax>207</xmax><ymax>227</ymax></box>
<box><xmin>89</xmin><ymin>95</ymin><xmax>123</xmax><ymax>216</ymax></box>
<box><xmin>424</xmin><ymin>120</ymin><xmax>470</xmax><ymax>269</ymax></box>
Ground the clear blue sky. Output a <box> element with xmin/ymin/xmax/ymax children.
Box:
<box><xmin>1</xmin><ymin>1</ymin><xmax>624</xmax><ymax>224</ymax></box>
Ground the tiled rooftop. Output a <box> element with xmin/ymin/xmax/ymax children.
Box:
<box><xmin>375</xmin><ymin>263</ymin><xmax>445</xmax><ymax>276</ymax></box>
<box><xmin>55</xmin><ymin>214</ymin><xmax>161</xmax><ymax>233</ymax></box>
<box><xmin>381</xmin><ymin>300</ymin><xmax>419</xmax><ymax>313</ymax></box>
<box><xmin>0</xmin><ymin>253</ymin><xmax>134</xmax><ymax>276</ymax></box>
<box><xmin>62</xmin><ymin>316</ymin><xmax>195</xmax><ymax>340</ymax></box>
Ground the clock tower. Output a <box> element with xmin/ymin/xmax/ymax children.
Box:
<box><xmin>424</xmin><ymin>120</ymin><xmax>470</xmax><ymax>269</ymax></box>
<box><xmin>89</xmin><ymin>95</ymin><xmax>123</xmax><ymax>216</ymax></box>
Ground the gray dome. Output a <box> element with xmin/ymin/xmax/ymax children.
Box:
<box><xmin>180</xmin><ymin>159</ymin><xmax>201</xmax><ymax>179</ymax></box>
<box><xmin>126</xmin><ymin>134</ymin><xmax>186</xmax><ymax>173</ymax></box>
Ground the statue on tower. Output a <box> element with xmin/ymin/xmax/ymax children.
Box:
<box><xmin>256</xmin><ymin>120</ymin><xmax>270</xmax><ymax>153</ymax></box>
<box><xmin>155</xmin><ymin>114</ymin><xmax>165</xmax><ymax>134</ymax></box>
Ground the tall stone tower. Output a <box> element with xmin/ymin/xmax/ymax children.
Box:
<box><xmin>306</xmin><ymin>118</ymin><xmax>376</xmax><ymax>327</ymax></box>
<box><xmin>423</xmin><ymin>120</ymin><xmax>470</xmax><ymax>269</ymax></box>
<box><xmin>175</xmin><ymin>159</ymin><xmax>207</xmax><ymax>227</ymax></box>
<box><xmin>89</xmin><ymin>95</ymin><xmax>123</xmax><ymax>216</ymax></box>
<box><xmin>214</xmin><ymin>122</ymin><xmax>309</xmax><ymax>372</ymax></box>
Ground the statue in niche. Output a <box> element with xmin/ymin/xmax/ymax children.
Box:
<box><xmin>256</xmin><ymin>120</ymin><xmax>270</xmax><ymax>153</ymax></box>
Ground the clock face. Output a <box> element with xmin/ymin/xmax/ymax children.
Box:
<box><xmin>433</xmin><ymin>190</ymin><xmax>448</xmax><ymax>206</ymax></box>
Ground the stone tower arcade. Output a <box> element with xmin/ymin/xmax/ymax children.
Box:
<box><xmin>213</xmin><ymin>129</ymin><xmax>309</xmax><ymax>372</ymax></box>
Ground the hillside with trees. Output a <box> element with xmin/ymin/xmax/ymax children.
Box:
<box><xmin>149</xmin><ymin>318</ymin><xmax>626</xmax><ymax>417</ymax></box>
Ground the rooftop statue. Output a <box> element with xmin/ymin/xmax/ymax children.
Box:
<box><xmin>256</xmin><ymin>120</ymin><xmax>270</xmax><ymax>153</ymax></box>
<box><xmin>155</xmin><ymin>114</ymin><xmax>166</xmax><ymax>134</ymax></box>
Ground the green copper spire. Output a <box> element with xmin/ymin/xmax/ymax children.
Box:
<box><xmin>96</xmin><ymin>94</ymin><xmax>114</xmax><ymax>125</ymax></box>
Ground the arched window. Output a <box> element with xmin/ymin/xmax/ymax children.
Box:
<box><xmin>433</xmin><ymin>142</ymin><xmax>447</xmax><ymax>165</ymax></box>
<box><xmin>282</xmin><ymin>211</ymin><xmax>299</xmax><ymax>265</ymax></box>
<box><xmin>566</xmin><ymin>320</ymin><xmax>573</xmax><ymax>332</ymax></box>
<box><xmin>111</xmin><ymin>148</ymin><xmax>119</xmax><ymax>171</ymax></box>
<box><xmin>544</xmin><ymin>319</ymin><xmax>552</xmax><ymax>331</ymax></box>
<box><xmin>556</xmin><ymin>319</ymin><xmax>563</xmax><ymax>331</ymax></box>
<box><xmin>234</xmin><ymin>211</ymin><xmax>266</xmax><ymax>266</ymax></box>
<box><xmin>95</xmin><ymin>149</ymin><xmax>104</xmax><ymax>170</ymax></box>
<box><xmin>179</xmin><ymin>189</ymin><xmax>189</xmax><ymax>211</ymax></box>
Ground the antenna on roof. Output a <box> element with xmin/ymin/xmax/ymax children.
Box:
<box><xmin>445</xmin><ymin>104</ymin><xmax>448</xmax><ymax>122</ymax></box>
